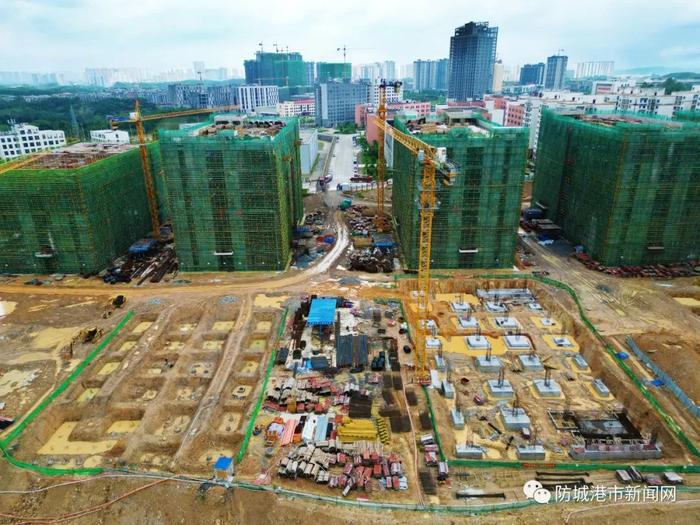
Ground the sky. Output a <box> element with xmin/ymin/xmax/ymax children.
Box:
<box><xmin>1</xmin><ymin>0</ymin><xmax>700</xmax><ymax>73</ymax></box>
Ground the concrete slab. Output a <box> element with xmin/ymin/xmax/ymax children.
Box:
<box><xmin>516</xmin><ymin>445</ymin><xmax>545</xmax><ymax>460</ymax></box>
<box><xmin>485</xmin><ymin>301</ymin><xmax>507</xmax><ymax>313</ymax></box>
<box><xmin>491</xmin><ymin>317</ymin><xmax>520</xmax><ymax>330</ymax></box>
<box><xmin>458</xmin><ymin>316</ymin><xmax>480</xmax><ymax>330</ymax></box>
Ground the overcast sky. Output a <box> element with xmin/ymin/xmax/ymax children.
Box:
<box><xmin>2</xmin><ymin>0</ymin><xmax>700</xmax><ymax>72</ymax></box>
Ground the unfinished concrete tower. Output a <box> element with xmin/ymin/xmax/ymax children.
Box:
<box><xmin>159</xmin><ymin>115</ymin><xmax>303</xmax><ymax>271</ymax></box>
<box><xmin>391</xmin><ymin>110</ymin><xmax>528</xmax><ymax>269</ymax></box>
<box><xmin>0</xmin><ymin>143</ymin><xmax>159</xmax><ymax>274</ymax></box>
<box><xmin>533</xmin><ymin>110</ymin><xmax>700</xmax><ymax>266</ymax></box>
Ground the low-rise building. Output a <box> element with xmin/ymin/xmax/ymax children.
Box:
<box><xmin>90</xmin><ymin>129</ymin><xmax>130</xmax><ymax>144</ymax></box>
<box><xmin>0</xmin><ymin>123</ymin><xmax>66</xmax><ymax>160</ymax></box>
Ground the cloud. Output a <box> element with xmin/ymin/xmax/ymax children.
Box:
<box><xmin>1</xmin><ymin>0</ymin><xmax>699</xmax><ymax>72</ymax></box>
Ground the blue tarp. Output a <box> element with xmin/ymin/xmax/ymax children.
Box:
<box><xmin>307</xmin><ymin>297</ymin><xmax>337</xmax><ymax>326</ymax></box>
<box><xmin>214</xmin><ymin>456</ymin><xmax>233</xmax><ymax>470</ymax></box>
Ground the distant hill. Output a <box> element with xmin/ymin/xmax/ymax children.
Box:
<box><xmin>616</xmin><ymin>66</ymin><xmax>700</xmax><ymax>77</ymax></box>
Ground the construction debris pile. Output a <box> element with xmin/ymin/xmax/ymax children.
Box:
<box><xmin>293</xmin><ymin>209</ymin><xmax>336</xmax><ymax>269</ymax></box>
<box><xmin>196</xmin><ymin>117</ymin><xmax>288</xmax><ymax>138</ymax></box>
<box><xmin>572</xmin><ymin>252</ymin><xmax>700</xmax><ymax>278</ymax></box>
<box><xmin>102</xmin><ymin>233</ymin><xmax>178</xmax><ymax>284</ymax></box>
<box><xmin>278</xmin><ymin>440</ymin><xmax>408</xmax><ymax>495</ymax></box>
<box><xmin>343</xmin><ymin>205</ymin><xmax>396</xmax><ymax>273</ymax></box>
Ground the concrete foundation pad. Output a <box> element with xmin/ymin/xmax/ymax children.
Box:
<box><xmin>451</xmin><ymin>302</ymin><xmax>471</xmax><ymax>313</ymax></box>
<box><xmin>475</xmin><ymin>355</ymin><xmax>503</xmax><ymax>372</ymax></box>
<box><xmin>493</xmin><ymin>317</ymin><xmax>520</xmax><ymax>330</ymax></box>
<box><xmin>451</xmin><ymin>408</ymin><xmax>465</xmax><ymax>429</ymax></box>
<box><xmin>516</xmin><ymin>445</ymin><xmax>546</xmax><ymax>460</ymax></box>
<box><xmin>504</xmin><ymin>335</ymin><xmax>532</xmax><ymax>350</ymax></box>
<box><xmin>500</xmin><ymin>406</ymin><xmax>531</xmax><ymax>430</ymax></box>
<box><xmin>519</xmin><ymin>354</ymin><xmax>544</xmax><ymax>371</ymax></box>
<box><xmin>485</xmin><ymin>301</ymin><xmax>507</xmax><ymax>313</ymax></box>
<box><xmin>534</xmin><ymin>379</ymin><xmax>562</xmax><ymax>397</ymax></box>
<box><xmin>458</xmin><ymin>316</ymin><xmax>480</xmax><ymax>329</ymax></box>
<box><xmin>466</xmin><ymin>335</ymin><xmax>490</xmax><ymax>349</ymax></box>
<box><xmin>487</xmin><ymin>379</ymin><xmax>514</xmax><ymax>397</ymax></box>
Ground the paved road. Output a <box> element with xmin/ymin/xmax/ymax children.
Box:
<box><xmin>327</xmin><ymin>133</ymin><xmax>358</xmax><ymax>189</ymax></box>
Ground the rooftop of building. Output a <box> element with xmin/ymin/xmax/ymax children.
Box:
<box><xmin>17</xmin><ymin>142</ymin><xmax>137</xmax><ymax>170</ymax></box>
<box><xmin>173</xmin><ymin>114</ymin><xmax>295</xmax><ymax>139</ymax></box>
<box><xmin>554</xmin><ymin>110</ymin><xmax>700</xmax><ymax>131</ymax></box>
<box><xmin>397</xmin><ymin>109</ymin><xmax>521</xmax><ymax>137</ymax></box>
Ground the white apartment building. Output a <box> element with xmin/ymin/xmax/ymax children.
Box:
<box><xmin>368</xmin><ymin>82</ymin><xmax>402</xmax><ymax>106</ymax></box>
<box><xmin>237</xmin><ymin>85</ymin><xmax>280</xmax><ymax>113</ymax></box>
<box><xmin>276</xmin><ymin>98</ymin><xmax>316</xmax><ymax>117</ymax></box>
<box><xmin>90</xmin><ymin>129</ymin><xmax>130</xmax><ymax>144</ymax></box>
<box><xmin>0</xmin><ymin>123</ymin><xmax>66</xmax><ymax>160</ymax></box>
<box><xmin>575</xmin><ymin>61</ymin><xmax>615</xmax><ymax>79</ymax></box>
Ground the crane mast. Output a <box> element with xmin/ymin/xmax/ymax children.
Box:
<box><xmin>375</xmin><ymin>80</ymin><xmax>402</xmax><ymax>232</ymax></box>
<box><xmin>109</xmin><ymin>101</ymin><xmax>240</xmax><ymax>238</ymax></box>
<box><xmin>372</xmin><ymin>115</ymin><xmax>439</xmax><ymax>384</ymax></box>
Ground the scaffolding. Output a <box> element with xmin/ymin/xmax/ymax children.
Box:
<box><xmin>0</xmin><ymin>143</ymin><xmax>156</xmax><ymax>274</ymax></box>
<box><xmin>391</xmin><ymin>114</ymin><xmax>528</xmax><ymax>269</ymax></box>
<box><xmin>159</xmin><ymin>115</ymin><xmax>303</xmax><ymax>272</ymax></box>
<box><xmin>533</xmin><ymin>110</ymin><xmax>700</xmax><ymax>266</ymax></box>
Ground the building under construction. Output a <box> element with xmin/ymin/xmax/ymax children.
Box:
<box><xmin>0</xmin><ymin>142</ymin><xmax>158</xmax><ymax>274</ymax></box>
<box><xmin>391</xmin><ymin>111</ymin><xmax>528</xmax><ymax>269</ymax></box>
<box><xmin>159</xmin><ymin>115</ymin><xmax>303</xmax><ymax>271</ymax></box>
<box><xmin>533</xmin><ymin>110</ymin><xmax>700</xmax><ymax>266</ymax></box>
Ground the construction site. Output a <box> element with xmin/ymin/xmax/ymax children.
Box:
<box><xmin>532</xmin><ymin>111</ymin><xmax>700</xmax><ymax>267</ymax></box>
<box><xmin>0</xmin><ymin>96</ymin><xmax>700</xmax><ymax>522</ymax></box>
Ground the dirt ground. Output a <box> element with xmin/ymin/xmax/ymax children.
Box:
<box><xmin>1</xmin><ymin>196</ymin><xmax>700</xmax><ymax>522</ymax></box>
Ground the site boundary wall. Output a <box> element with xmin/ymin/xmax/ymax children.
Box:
<box><xmin>626</xmin><ymin>336</ymin><xmax>700</xmax><ymax>419</ymax></box>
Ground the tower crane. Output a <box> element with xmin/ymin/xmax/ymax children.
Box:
<box><xmin>372</xmin><ymin>116</ymin><xmax>456</xmax><ymax>384</ymax></box>
<box><xmin>374</xmin><ymin>79</ymin><xmax>402</xmax><ymax>232</ymax></box>
<box><xmin>108</xmin><ymin>101</ymin><xmax>239</xmax><ymax>236</ymax></box>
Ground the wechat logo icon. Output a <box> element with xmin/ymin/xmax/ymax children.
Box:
<box><xmin>523</xmin><ymin>479</ymin><xmax>551</xmax><ymax>504</ymax></box>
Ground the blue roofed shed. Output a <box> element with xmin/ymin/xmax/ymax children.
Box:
<box><xmin>307</xmin><ymin>298</ymin><xmax>337</xmax><ymax>326</ymax></box>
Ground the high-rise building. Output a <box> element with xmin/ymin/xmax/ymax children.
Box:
<box><xmin>544</xmin><ymin>55</ymin><xmax>568</xmax><ymax>90</ymax></box>
<box><xmin>237</xmin><ymin>85</ymin><xmax>280</xmax><ymax>113</ymax></box>
<box><xmin>244</xmin><ymin>51</ymin><xmax>308</xmax><ymax>87</ymax></box>
<box><xmin>533</xmin><ymin>111</ymin><xmax>700</xmax><ymax>266</ymax></box>
<box><xmin>305</xmin><ymin>61</ymin><xmax>315</xmax><ymax>85</ymax></box>
<box><xmin>316</xmin><ymin>62</ymin><xmax>352</xmax><ymax>82</ymax></box>
<box><xmin>193</xmin><ymin>61</ymin><xmax>206</xmax><ymax>77</ymax></box>
<box><xmin>575</xmin><ymin>61</ymin><xmax>615</xmax><ymax>79</ymax></box>
<box><xmin>400</xmin><ymin>64</ymin><xmax>414</xmax><ymax>79</ymax></box>
<box><xmin>160</xmin><ymin>115</ymin><xmax>303</xmax><ymax>271</ymax></box>
<box><xmin>314</xmin><ymin>81</ymin><xmax>369</xmax><ymax>127</ymax></box>
<box><xmin>413</xmin><ymin>59</ymin><xmax>449</xmax><ymax>92</ymax></box>
<box><xmin>0</xmin><ymin>123</ymin><xmax>66</xmax><ymax>160</ymax></box>
<box><xmin>492</xmin><ymin>60</ymin><xmax>504</xmax><ymax>93</ymax></box>
<box><xmin>0</xmin><ymin>142</ymin><xmax>157</xmax><ymax>273</ymax></box>
<box><xmin>519</xmin><ymin>63</ymin><xmax>545</xmax><ymax>85</ymax></box>
<box><xmin>391</xmin><ymin>111</ymin><xmax>528</xmax><ymax>268</ymax></box>
<box><xmin>382</xmin><ymin>61</ymin><xmax>397</xmax><ymax>81</ymax></box>
<box><xmin>448</xmin><ymin>22</ymin><xmax>498</xmax><ymax>100</ymax></box>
